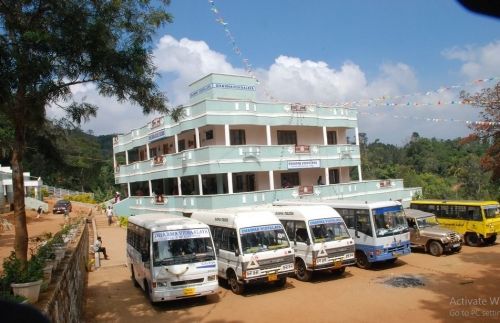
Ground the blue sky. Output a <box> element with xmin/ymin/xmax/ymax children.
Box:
<box><xmin>71</xmin><ymin>0</ymin><xmax>500</xmax><ymax>145</ymax></box>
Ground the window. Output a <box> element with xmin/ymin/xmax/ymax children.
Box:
<box><xmin>329</xmin><ymin>169</ymin><xmax>340</xmax><ymax>184</ymax></box>
<box><xmin>466</xmin><ymin>206</ymin><xmax>482</xmax><ymax>221</ymax></box>
<box><xmin>221</xmin><ymin>228</ymin><xmax>238</xmax><ymax>252</ymax></box>
<box><xmin>327</xmin><ymin>131</ymin><xmax>337</xmax><ymax>145</ymax></box>
<box><xmin>178</xmin><ymin>139</ymin><xmax>186</xmax><ymax>152</ymax></box>
<box><xmin>281</xmin><ymin>172</ymin><xmax>299</xmax><ymax>188</ymax></box>
<box><xmin>230</xmin><ymin>129</ymin><xmax>246</xmax><ymax>145</ymax></box>
<box><xmin>277</xmin><ymin>130</ymin><xmax>297</xmax><ymax>145</ymax></box>
<box><xmin>206</xmin><ymin>129</ymin><xmax>214</xmax><ymax>140</ymax></box>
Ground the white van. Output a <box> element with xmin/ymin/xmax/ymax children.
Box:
<box><xmin>191</xmin><ymin>209</ymin><xmax>295</xmax><ymax>294</ymax></box>
<box><xmin>265</xmin><ymin>205</ymin><xmax>355</xmax><ymax>281</ymax></box>
<box><xmin>127</xmin><ymin>213</ymin><xmax>219</xmax><ymax>303</ymax></box>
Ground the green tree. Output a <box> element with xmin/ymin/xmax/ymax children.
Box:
<box><xmin>0</xmin><ymin>0</ymin><xmax>172</xmax><ymax>265</ymax></box>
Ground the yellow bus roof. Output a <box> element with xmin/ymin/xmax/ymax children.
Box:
<box><xmin>410</xmin><ymin>200</ymin><xmax>499</xmax><ymax>206</ymax></box>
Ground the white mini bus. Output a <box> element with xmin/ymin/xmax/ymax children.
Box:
<box><xmin>265</xmin><ymin>205</ymin><xmax>355</xmax><ymax>281</ymax></box>
<box><xmin>274</xmin><ymin>200</ymin><xmax>411</xmax><ymax>269</ymax></box>
<box><xmin>127</xmin><ymin>213</ymin><xmax>219</xmax><ymax>303</ymax></box>
<box><xmin>191</xmin><ymin>209</ymin><xmax>295</xmax><ymax>294</ymax></box>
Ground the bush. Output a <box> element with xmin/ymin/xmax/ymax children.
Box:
<box><xmin>118</xmin><ymin>216</ymin><xmax>128</xmax><ymax>228</ymax></box>
<box><xmin>1</xmin><ymin>252</ymin><xmax>44</xmax><ymax>285</ymax></box>
<box><xmin>64</xmin><ymin>193</ymin><xmax>96</xmax><ymax>204</ymax></box>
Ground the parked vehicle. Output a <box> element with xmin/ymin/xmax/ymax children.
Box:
<box><xmin>409</xmin><ymin>200</ymin><xmax>500</xmax><ymax>246</ymax></box>
<box><xmin>191</xmin><ymin>209</ymin><xmax>295</xmax><ymax>295</ymax></box>
<box><xmin>127</xmin><ymin>213</ymin><xmax>219</xmax><ymax>303</ymax></box>
<box><xmin>274</xmin><ymin>200</ymin><xmax>411</xmax><ymax>269</ymax></box>
<box><xmin>404</xmin><ymin>209</ymin><xmax>462</xmax><ymax>256</ymax></box>
<box><xmin>266</xmin><ymin>205</ymin><xmax>355</xmax><ymax>281</ymax></box>
<box><xmin>52</xmin><ymin>200</ymin><xmax>72</xmax><ymax>214</ymax></box>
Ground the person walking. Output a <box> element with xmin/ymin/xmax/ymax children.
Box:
<box><xmin>106</xmin><ymin>206</ymin><xmax>113</xmax><ymax>226</ymax></box>
<box><xmin>94</xmin><ymin>236</ymin><xmax>109</xmax><ymax>260</ymax></box>
<box><xmin>36</xmin><ymin>206</ymin><xmax>43</xmax><ymax>219</ymax></box>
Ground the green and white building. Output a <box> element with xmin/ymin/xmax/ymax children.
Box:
<box><xmin>112</xmin><ymin>73</ymin><xmax>420</xmax><ymax>217</ymax></box>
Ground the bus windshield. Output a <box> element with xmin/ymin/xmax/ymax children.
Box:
<box><xmin>309</xmin><ymin>218</ymin><xmax>350</xmax><ymax>243</ymax></box>
<box><xmin>152</xmin><ymin>229</ymin><xmax>215</xmax><ymax>266</ymax></box>
<box><xmin>240</xmin><ymin>224</ymin><xmax>290</xmax><ymax>254</ymax></box>
<box><xmin>484</xmin><ymin>205</ymin><xmax>500</xmax><ymax>219</ymax></box>
<box><xmin>373</xmin><ymin>206</ymin><xmax>408</xmax><ymax>237</ymax></box>
<box><xmin>416</xmin><ymin>216</ymin><xmax>439</xmax><ymax>228</ymax></box>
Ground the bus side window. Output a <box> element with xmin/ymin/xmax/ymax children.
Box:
<box><xmin>357</xmin><ymin>213</ymin><xmax>372</xmax><ymax>237</ymax></box>
<box><xmin>213</xmin><ymin>227</ymin><xmax>222</xmax><ymax>252</ymax></box>
<box><xmin>229</xmin><ymin>229</ymin><xmax>239</xmax><ymax>252</ymax></box>
<box><xmin>467</xmin><ymin>206</ymin><xmax>482</xmax><ymax>221</ymax></box>
<box><xmin>283</xmin><ymin>220</ymin><xmax>295</xmax><ymax>241</ymax></box>
<box><xmin>343</xmin><ymin>214</ymin><xmax>355</xmax><ymax>229</ymax></box>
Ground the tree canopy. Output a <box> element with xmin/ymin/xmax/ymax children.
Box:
<box><xmin>0</xmin><ymin>0</ymin><xmax>173</xmax><ymax>264</ymax></box>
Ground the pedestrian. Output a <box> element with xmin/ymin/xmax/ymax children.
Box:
<box><xmin>106</xmin><ymin>206</ymin><xmax>113</xmax><ymax>226</ymax></box>
<box><xmin>36</xmin><ymin>206</ymin><xmax>43</xmax><ymax>219</ymax></box>
<box><xmin>94</xmin><ymin>236</ymin><xmax>109</xmax><ymax>260</ymax></box>
<box><xmin>64</xmin><ymin>207</ymin><xmax>69</xmax><ymax>221</ymax></box>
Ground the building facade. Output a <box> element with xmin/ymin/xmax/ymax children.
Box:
<box><xmin>112</xmin><ymin>73</ymin><xmax>420</xmax><ymax>216</ymax></box>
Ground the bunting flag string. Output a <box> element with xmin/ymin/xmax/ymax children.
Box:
<box><xmin>358</xmin><ymin>111</ymin><xmax>500</xmax><ymax>126</ymax></box>
<box><xmin>208</xmin><ymin>0</ymin><xmax>279</xmax><ymax>102</ymax></box>
<box><xmin>207</xmin><ymin>1</ymin><xmax>498</xmax><ymax>116</ymax></box>
<box><xmin>332</xmin><ymin>76</ymin><xmax>500</xmax><ymax>108</ymax></box>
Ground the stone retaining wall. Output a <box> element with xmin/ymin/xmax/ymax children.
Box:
<box><xmin>36</xmin><ymin>214</ymin><xmax>90</xmax><ymax>323</ymax></box>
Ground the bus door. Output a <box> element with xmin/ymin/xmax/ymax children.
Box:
<box><xmin>283</xmin><ymin>220</ymin><xmax>311</xmax><ymax>265</ymax></box>
<box><xmin>214</xmin><ymin>227</ymin><xmax>240</xmax><ymax>278</ymax></box>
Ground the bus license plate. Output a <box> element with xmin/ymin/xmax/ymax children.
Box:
<box><xmin>267</xmin><ymin>273</ymin><xmax>278</xmax><ymax>282</ymax></box>
<box><xmin>183</xmin><ymin>287</ymin><xmax>196</xmax><ymax>296</ymax></box>
<box><xmin>392</xmin><ymin>252</ymin><xmax>401</xmax><ymax>257</ymax></box>
<box><xmin>334</xmin><ymin>260</ymin><xmax>342</xmax><ymax>268</ymax></box>
<box><xmin>452</xmin><ymin>243</ymin><xmax>460</xmax><ymax>248</ymax></box>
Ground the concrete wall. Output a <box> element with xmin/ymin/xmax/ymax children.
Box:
<box><xmin>37</xmin><ymin>217</ymin><xmax>89</xmax><ymax>323</ymax></box>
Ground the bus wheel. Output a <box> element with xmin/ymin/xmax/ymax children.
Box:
<box><xmin>275</xmin><ymin>277</ymin><xmax>287</xmax><ymax>288</ymax></box>
<box><xmin>428</xmin><ymin>241</ymin><xmax>444</xmax><ymax>256</ymax></box>
<box><xmin>484</xmin><ymin>235</ymin><xmax>497</xmax><ymax>245</ymax></box>
<box><xmin>465</xmin><ymin>233</ymin><xmax>482</xmax><ymax>247</ymax></box>
<box><xmin>228</xmin><ymin>271</ymin><xmax>244</xmax><ymax>295</ymax></box>
<box><xmin>144</xmin><ymin>281</ymin><xmax>154</xmax><ymax>304</ymax></box>
<box><xmin>355</xmin><ymin>251</ymin><xmax>372</xmax><ymax>269</ymax></box>
<box><xmin>295</xmin><ymin>259</ymin><xmax>312</xmax><ymax>281</ymax></box>
<box><xmin>130</xmin><ymin>265</ymin><xmax>140</xmax><ymax>288</ymax></box>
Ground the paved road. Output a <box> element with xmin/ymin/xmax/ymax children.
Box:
<box><xmin>84</xmin><ymin>214</ymin><xmax>500</xmax><ymax>323</ymax></box>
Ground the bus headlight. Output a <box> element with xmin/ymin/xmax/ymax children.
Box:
<box><xmin>152</xmin><ymin>281</ymin><xmax>168</xmax><ymax>288</ymax></box>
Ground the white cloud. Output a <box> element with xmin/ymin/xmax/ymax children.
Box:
<box><xmin>442</xmin><ymin>41</ymin><xmax>500</xmax><ymax>80</ymax></box>
<box><xmin>52</xmin><ymin>34</ymin><xmax>484</xmax><ymax>143</ymax></box>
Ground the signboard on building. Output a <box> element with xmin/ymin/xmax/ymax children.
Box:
<box><xmin>287</xmin><ymin>160</ymin><xmax>320</xmax><ymax>169</ymax></box>
<box><xmin>149</xmin><ymin>130</ymin><xmax>166</xmax><ymax>142</ymax></box>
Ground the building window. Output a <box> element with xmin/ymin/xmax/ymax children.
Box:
<box><xmin>329</xmin><ymin>169</ymin><xmax>340</xmax><ymax>184</ymax></box>
<box><xmin>281</xmin><ymin>172</ymin><xmax>299</xmax><ymax>188</ymax></box>
<box><xmin>277</xmin><ymin>130</ymin><xmax>297</xmax><ymax>145</ymax></box>
<box><xmin>206</xmin><ymin>130</ymin><xmax>214</xmax><ymax>140</ymax></box>
<box><xmin>327</xmin><ymin>131</ymin><xmax>337</xmax><ymax>145</ymax></box>
<box><xmin>178</xmin><ymin>139</ymin><xmax>185</xmax><ymax>152</ymax></box>
<box><xmin>230</xmin><ymin>129</ymin><xmax>246</xmax><ymax>145</ymax></box>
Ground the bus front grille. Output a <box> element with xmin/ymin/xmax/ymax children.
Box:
<box><xmin>171</xmin><ymin>278</ymin><xmax>204</xmax><ymax>286</ymax></box>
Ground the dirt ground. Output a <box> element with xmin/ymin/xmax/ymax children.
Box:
<box><xmin>3</xmin><ymin>205</ymin><xmax>500</xmax><ymax>322</ymax></box>
<box><xmin>84</xmin><ymin>220</ymin><xmax>500</xmax><ymax>323</ymax></box>
<box><xmin>0</xmin><ymin>199</ymin><xmax>89</xmax><ymax>269</ymax></box>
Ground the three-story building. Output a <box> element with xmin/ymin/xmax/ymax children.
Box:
<box><xmin>112</xmin><ymin>73</ymin><xmax>420</xmax><ymax>216</ymax></box>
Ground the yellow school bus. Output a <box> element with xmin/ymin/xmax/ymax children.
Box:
<box><xmin>409</xmin><ymin>200</ymin><xmax>500</xmax><ymax>246</ymax></box>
